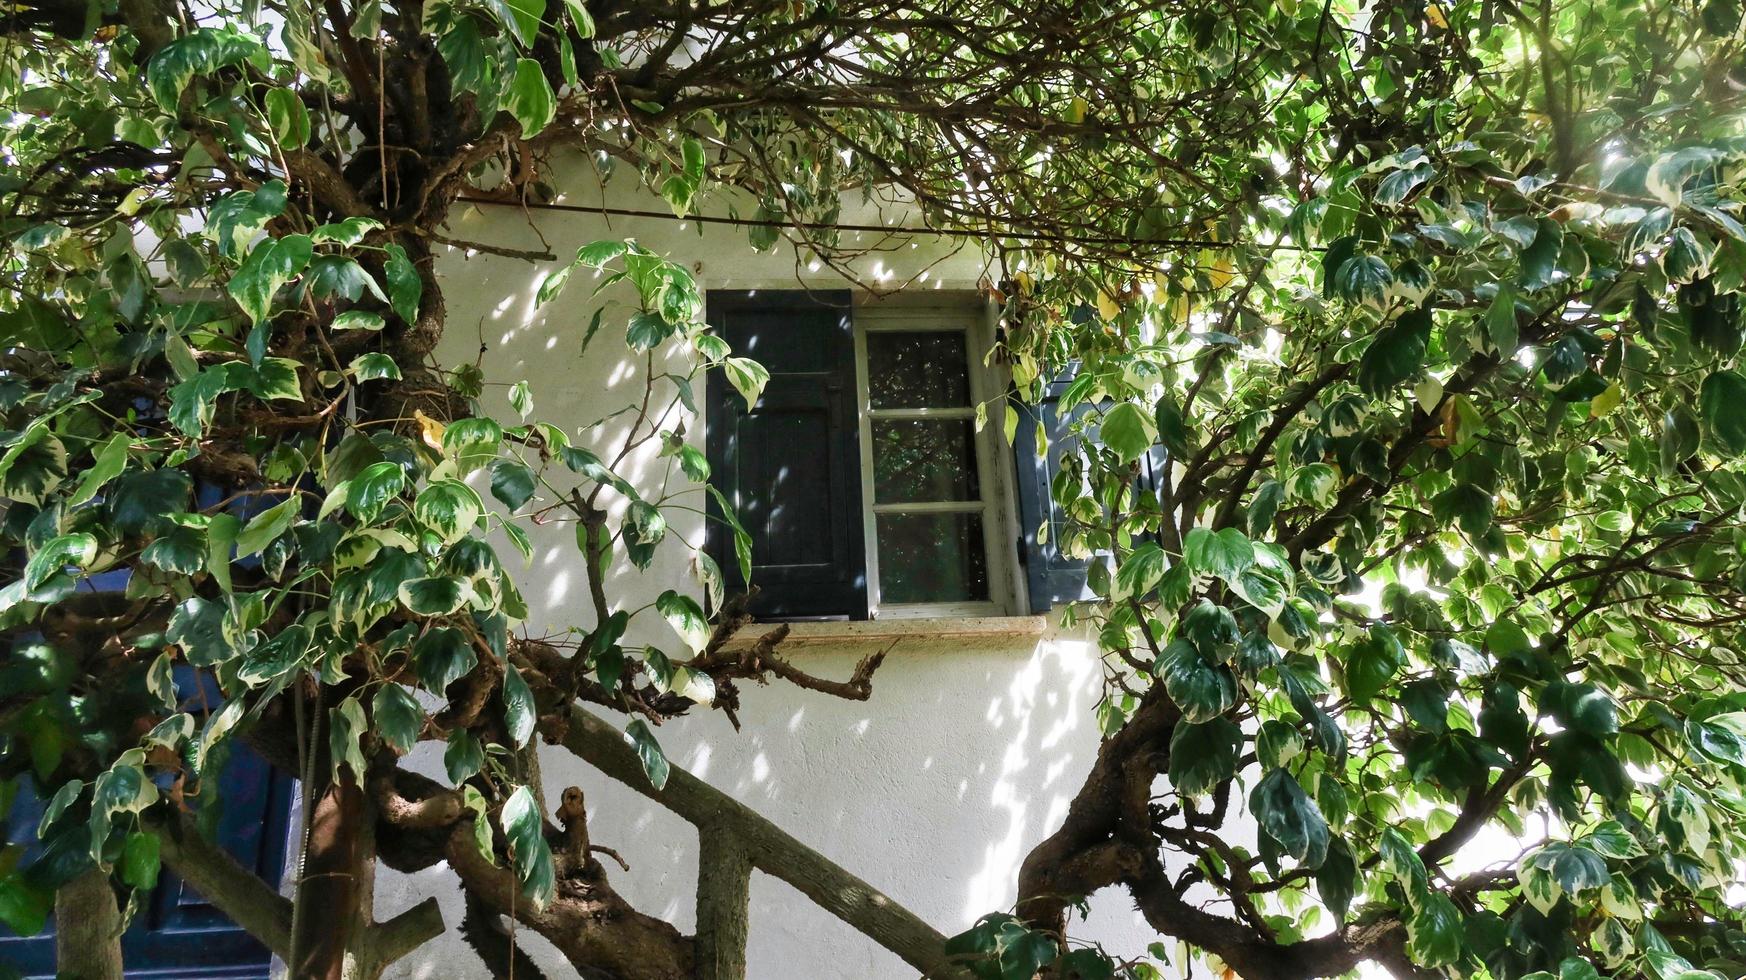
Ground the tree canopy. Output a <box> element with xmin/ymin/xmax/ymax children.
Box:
<box><xmin>3</xmin><ymin>0</ymin><xmax>1746</xmax><ymax>977</ymax></box>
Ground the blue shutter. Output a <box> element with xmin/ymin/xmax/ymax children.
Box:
<box><xmin>1012</xmin><ymin>368</ymin><xmax>1097</xmax><ymax>613</ymax></box>
<box><xmin>705</xmin><ymin>290</ymin><xmax>867</xmax><ymax>620</ymax></box>
<box><xmin>1013</xmin><ymin>368</ymin><xmax>1169</xmax><ymax>614</ymax></box>
<box><xmin>0</xmin><ymin>718</ymin><xmax>293</xmax><ymax>979</ymax></box>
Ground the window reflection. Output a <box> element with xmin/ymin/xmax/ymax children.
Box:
<box><xmin>876</xmin><ymin>513</ymin><xmax>988</xmax><ymax>603</ymax></box>
<box><xmin>872</xmin><ymin>419</ymin><xmax>978</xmax><ymax>502</ymax></box>
<box><xmin>867</xmin><ymin>330</ymin><xmax>970</xmax><ymax>408</ymax></box>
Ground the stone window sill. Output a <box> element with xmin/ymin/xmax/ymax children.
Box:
<box><xmin>720</xmin><ymin>615</ymin><xmax>1047</xmax><ymax>653</ymax></box>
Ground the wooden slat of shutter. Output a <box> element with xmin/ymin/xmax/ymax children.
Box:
<box><xmin>705</xmin><ymin>290</ymin><xmax>867</xmax><ymax>620</ymax></box>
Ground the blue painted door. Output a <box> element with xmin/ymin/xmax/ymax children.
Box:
<box><xmin>0</xmin><ymin>732</ymin><xmax>294</xmax><ymax>979</ymax></box>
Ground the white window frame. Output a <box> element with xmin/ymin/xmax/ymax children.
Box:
<box><xmin>852</xmin><ymin>304</ymin><xmax>1018</xmax><ymax>619</ymax></box>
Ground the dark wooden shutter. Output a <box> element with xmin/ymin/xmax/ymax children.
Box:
<box><xmin>705</xmin><ymin>290</ymin><xmax>867</xmax><ymax>620</ymax></box>
<box><xmin>1012</xmin><ymin>368</ymin><xmax>1170</xmax><ymax>614</ymax></box>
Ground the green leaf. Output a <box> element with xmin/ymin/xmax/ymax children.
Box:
<box><xmin>0</xmin><ymin>874</ymin><xmax>52</xmax><ymax>937</ymax></box>
<box><xmin>203</xmin><ymin>513</ymin><xmax>237</xmax><ymax>593</ymax></box>
<box><xmin>1249</xmin><ymin>768</ymin><xmax>1329</xmax><ymax>868</ymax></box>
<box><xmin>383</xmin><ymin>244</ymin><xmax>422</xmax><ymax>325</ymax></box>
<box><xmin>1431</xmin><ymin>483</ymin><xmax>1494</xmax><ymax>537</ymax></box>
<box><xmin>1357</xmin><ymin>307</ymin><xmax>1432</xmax><ymax>397</ymax></box>
<box><xmin>1486</xmin><ymin>283</ymin><xmax>1520</xmax><ymax>353</ymax></box>
<box><xmin>347</xmin><ymin>461</ymin><xmax>405</xmax><ymax>524</ymax></box>
<box><xmin>1699</xmin><ymin>370</ymin><xmax>1746</xmax><ymax>455</ymax></box>
<box><xmin>399</xmin><ymin>575</ymin><xmax>472</xmax><ymax>615</ymax></box>
<box><xmin>1182</xmin><ymin>527</ymin><xmax>1254</xmax><ymax>581</ymax></box>
<box><xmin>228</xmin><ymin>234</ymin><xmax>313</xmax><ymax>325</ymax></box>
<box><xmin>503</xmin><ymin>664</ymin><xmax>537</xmax><ymax>747</ymax></box>
<box><xmin>415</xmin><ymin>626</ymin><xmax>478</xmax><ymax>694</ymax></box>
<box><xmin>37</xmin><ymin>780</ymin><xmax>84</xmax><ymax>839</ymax></box>
<box><xmin>1287</xmin><ymin>462</ymin><xmax>1338</xmax><ymax>505</ymax></box>
<box><xmin>244</xmin><ymin>357</ymin><xmax>304</xmax><ymax>402</ymax></box>
<box><xmin>564</xmin><ymin>0</ymin><xmax>594</xmax><ymax>35</ymax></box>
<box><xmin>1537</xmin><ymin>841</ymin><xmax>1610</xmax><ymax>894</ymax></box>
<box><xmin>1180</xmin><ymin>600</ymin><xmax>1239</xmax><ymax>660</ymax></box>
<box><xmin>1521</xmin><ymin>218</ymin><xmax>1564</xmax><ymax>290</ymax></box>
<box><xmin>444</xmin><ymin>728</ymin><xmax>484</xmax><ymax>783</ymax></box>
<box><xmin>373</xmin><ymin>684</ymin><xmax>424</xmax><ymax>754</ymax></box>
<box><xmin>1167</xmin><ymin>718</ymin><xmax>1242</xmax><ymax>796</ymax></box>
<box><xmin>1256</xmin><ymin>719</ymin><xmax>1304</xmax><ymax>769</ymax></box>
<box><xmin>147</xmin><ymin>28</ymin><xmax>267</xmax><ymax>110</ymax></box>
<box><xmin>1687</xmin><ymin>711</ymin><xmax>1746</xmax><ymax>765</ymax></box>
<box><xmin>506</xmin><ymin>59</ymin><xmax>556</xmax><ymax>137</ymax></box>
<box><xmin>305</xmin><ymin>258</ymin><xmax>379</xmax><ymax>303</ymax></box>
<box><xmin>350</xmin><ymin>352</ymin><xmax>402</xmax><ymax>381</ymax></box>
<box><xmin>461</xmin><ymin>785</ymin><xmax>496</xmax><ymax>865</ymax></box>
<box><xmin>445</xmin><ymin>417</ymin><xmax>505</xmax><ymax>475</ymax></box>
<box><xmin>1100</xmin><ymin>402</ymin><xmax>1155</xmax><ymax>464</ymax></box>
<box><xmin>490</xmin><ymin>459</ymin><xmax>537</xmax><ymax>510</ymax></box>
<box><xmin>332</xmin><ymin>310</ymin><xmax>385</xmax><ymax>331</ymax></box>
<box><xmin>1584</xmin><ymin>820</ymin><xmax>1646</xmax><ymax>859</ymax></box>
<box><xmin>238</xmin><ymin>624</ymin><xmax>309</xmax><ymax>685</ymax></box>
<box><xmin>722</xmin><ymin>357</ymin><xmax>769</xmax><ymax>410</ymax></box>
<box><xmin>1345</xmin><ymin>625</ymin><xmax>1405</xmax><ymax>701</ymax></box>
<box><xmin>676</xmin><ymin>445</ymin><xmax>710</xmax><ymax>483</ymax></box>
<box><xmin>311</xmin><ymin>217</ymin><xmax>382</xmax><ymax>246</ymax></box>
<box><xmin>329</xmin><ymin>696</ymin><xmax>368</xmax><ymax>781</ymax></box>
<box><xmin>1485</xmin><ymin>618</ymin><xmax>1532</xmax><ymax>657</ymax></box>
<box><xmin>1110</xmin><ymin>540</ymin><xmax>1167</xmax><ymax>601</ymax></box>
<box><xmin>655</xmin><ymin>590</ymin><xmax>710</xmax><ymax>654</ymax></box>
<box><xmin>1246</xmin><ymin>479</ymin><xmax>1283</xmax><ymax>539</ymax></box>
<box><xmin>264</xmin><ymin>88</ymin><xmax>310</xmax><ymax>148</ymax></box>
<box><xmin>89</xmin><ymin>756</ymin><xmax>159</xmax><ymax>859</ymax></box>
<box><xmin>167</xmin><ymin>365</ymin><xmax>239</xmax><ymax>437</ymax></box>
<box><xmin>1333</xmin><ymin>254</ymin><xmax>1393</xmax><ymax>304</ymax></box>
<box><xmin>0</xmin><ymin>427</ymin><xmax>67</xmax><ymax>505</ymax></box>
<box><xmin>1316</xmin><ymin>840</ymin><xmax>1357</xmax><ymax>921</ymax></box>
<box><xmin>500</xmin><ymin>785</ymin><xmax>556</xmax><ymax>909</ymax></box>
<box><xmin>506</xmin><ymin>380</ymin><xmax>534</xmax><ymax>419</ymax></box>
<box><xmin>625</xmin><ymin>719</ymin><xmax>670</xmax><ymax>790</ymax></box>
<box><xmin>489</xmin><ymin>0</ymin><xmax>545</xmax><ymax>45</ymax></box>
<box><xmin>576</xmin><ymin>240</ymin><xmax>628</xmax><ymax>268</ymax></box>
<box><xmin>661</xmin><ymin>174</ymin><xmax>697</xmax><ymax>218</ymax></box>
<box><xmin>1155</xmin><ymin>640</ymin><xmax>1235</xmax><ymax>724</ymax></box>
<box><xmin>1556</xmin><ymin>682</ymin><xmax>1619</xmax><ymax>737</ymax></box>
<box><xmin>1406</xmin><ymin>893</ymin><xmax>1464</xmax><ymax>967</ymax></box>
<box><xmin>24</xmin><ymin>533</ymin><xmax>97</xmax><ymax>591</ymax></box>
<box><xmin>415</xmin><ymin>479</ymin><xmax>484</xmax><ymax>545</ymax></box>
<box><xmin>627</xmin><ymin>309</ymin><xmax>676</xmax><ymax>350</ymax></box>
<box><xmin>69</xmin><ymin>433</ymin><xmax>130</xmax><ymax>507</ymax></box>
<box><xmin>235</xmin><ymin>497</ymin><xmax>298</xmax><ymax>558</ymax></box>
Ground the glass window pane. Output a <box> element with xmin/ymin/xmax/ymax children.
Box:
<box><xmin>877</xmin><ymin>513</ymin><xmax>988</xmax><ymax>603</ymax></box>
<box><xmin>872</xmin><ymin>419</ymin><xmax>978</xmax><ymax>502</ymax></box>
<box><xmin>867</xmin><ymin>331</ymin><xmax>970</xmax><ymax>408</ymax></box>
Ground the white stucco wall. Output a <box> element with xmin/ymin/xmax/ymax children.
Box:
<box><xmin>367</xmin><ymin>165</ymin><xmax>1159</xmax><ymax>978</ymax></box>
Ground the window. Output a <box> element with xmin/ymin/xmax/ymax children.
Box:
<box><xmin>855</xmin><ymin>308</ymin><xmax>1006</xmax><ymax>617</ymax></box>
<box><xmin>704</xmin><ymin>291</ymin><xmax>1019</xmax><ymax>621</ymax></box>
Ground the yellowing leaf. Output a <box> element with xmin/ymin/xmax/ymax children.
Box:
<box><xmin>414</xmin><ymin>409</ymin><xmax>447</xmax><ymax>450</ymax></box>
<box><xmin>1426</xmin><ymin>2</ymin><xmax>1447</xmax><ymax>27</ymax></box>
<box><xmin>1590</xmin><ymin>380</ymin><xmax>1624</xmax><ymax>419</ymax></box>
<box><xmin>1414</xmin><ymin>378</ymin><xmax>1443</xmax><ymax>414</ymax></box>
<box><xmin>1170</xmin><ymin>292</ymin><xmax>1191</xmax><ymax>325</ymax></box>
<box><xmin>1096</xmin><ymin>290</ymin><xmax>1121</xmax><ymax>321</ymax></box>
<box><xmin>1206</xmin><ymin>252</ymin><xmax>1235</xmax><ymax>289</ymax></box>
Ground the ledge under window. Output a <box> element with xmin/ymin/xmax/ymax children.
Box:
<box><xmin>720</xmin><ymin>615</ymin><xmax>1047</xmax><ymax>653</ymax></box>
